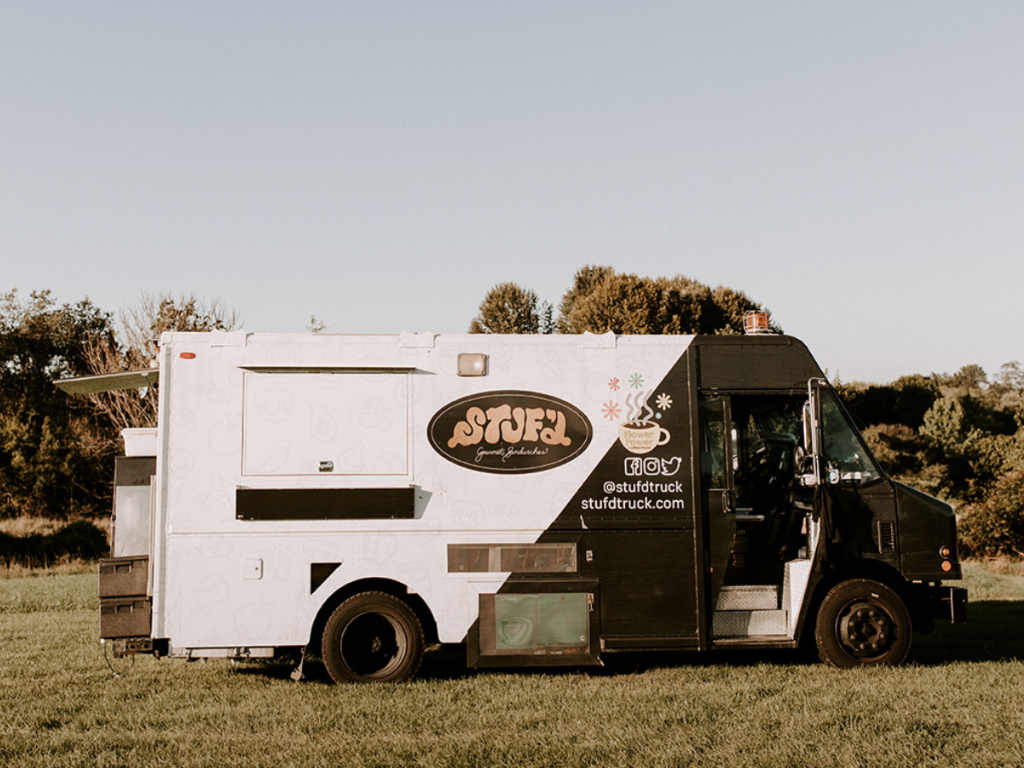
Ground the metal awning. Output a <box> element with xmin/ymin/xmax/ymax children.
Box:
<box><xmin>54</xmin><ymin>368</ymin><xmax>159</xmax><ymax>395</ymax></box>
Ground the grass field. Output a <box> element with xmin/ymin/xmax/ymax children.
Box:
<box><xmin>2</xmin><ymin>564</ymin><xmax>1023</xmax><ymax>767</ymax></box>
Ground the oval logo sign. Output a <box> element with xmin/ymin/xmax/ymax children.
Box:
<box><xmin>428</xmin><ymin>391</ymin><xmax>593</xmax><ymax>474</ymax></box>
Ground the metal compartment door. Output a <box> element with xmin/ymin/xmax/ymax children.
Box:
<box><xmin>468</xmin><ymin>580</ymin><xmax>600</xmax><ymax>668</ymax></box>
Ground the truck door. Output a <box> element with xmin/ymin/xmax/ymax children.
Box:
<box><xmin>805</xmin><ymin>379</ymin><xmax>897</xmax><ymax>567</ymax></box>
<box><xmin>699</xmin><ymin>396</ymin><xmax>735</xmax><ymax>610</ymax></box>
<box><xmin>700</xmin><ymin>392</ymin><xmax>810</xmax><ymax>639</ymax></box>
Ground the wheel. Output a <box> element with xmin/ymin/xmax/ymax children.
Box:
<box><xmin>814</xmin><ymin>579</ymin><xmax>912</xmax><ymax>668</ymax></box>
<box><xmin>321</xmin><ymin>592</ymin><xmax>425</xmax><ymax>684</ymax></box>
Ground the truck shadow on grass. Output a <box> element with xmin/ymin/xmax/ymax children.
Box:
<box><xmin>420</xmin><ymin>599</ymin><xmax>1022</xmax><ymax>678</ymax></box>
<box><xmin>232</xmin><ymin>599</ymin><xmax>1024</xmax><ymax>684</ymax></box>
<box><xmin>911</xmin><ymin>599</ymin><xmax>1024</xmax><ymax>665</ymax></box>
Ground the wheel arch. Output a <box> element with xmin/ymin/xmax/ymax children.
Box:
<box><xmin>811</xmin><ymin>574</ymin><xmax>914</xmax><ymax>667</ymax></box>
<box><xmin>797</xmin><ymin>559</ymin><xmax>914</xmax><ymax>647</ymax></box>
<box><xmin>308</xmin><ymin>577</ymin><xmax>439</xmax><ymax>657</ymax></box>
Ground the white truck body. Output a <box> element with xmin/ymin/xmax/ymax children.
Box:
<box><xmin>122</xmin><ymin>331</ymin><xmax>690</xmax><ymax>652</ymax></box>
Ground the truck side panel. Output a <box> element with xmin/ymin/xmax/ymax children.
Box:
<box><xmin>153</xmin><ymin>333</ymin><xmax>699</xmax><ymax>651</ymax></box>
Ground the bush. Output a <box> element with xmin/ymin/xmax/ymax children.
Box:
<box><xmin>958</xmin><ymin>468</ymin><xmax>1024</xmax><ymax>558</ymax></box>
<box><xmin>0</xmin><ymin>519</ymin><xmax>108</xmax><ymax>568</ymax></box>
<box><xmin>839</xmin><ymin>377</ymin><xmax>939</xmax><ymax>431</ymax></box>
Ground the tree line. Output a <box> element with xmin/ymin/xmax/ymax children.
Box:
<box><xmin>2</xmin><ymin>269</ymin><xmax>1022</xmax><ymax>559</ymax></box>
<box><xmin>839</xmin><ymin>367</ymin><xmax>1024</xmax><ymax>557</ymax></box>
<box><xmin>468</xmin><ymin>265</ymin><xmax>778</xmax><ymax>335</ymax></box>
<box><xmin>0</xmin><ymin>289</ymin><xmax>238</xmax><ymax>523</ymax></box>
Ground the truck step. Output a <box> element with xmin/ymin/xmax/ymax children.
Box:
<box><xmin>714</xmin><ymin>585</ymin><xmax>786</xmax><ymax>638</ymax></box>
<box><xmin>713</xmin><ymin>609</ymin><xmax>788</xmax><ymax>638</ymax></box>
<box><xmin>716</xmin><ymin>584</ymin><xmax>779</xmax><ymax>611</ymax></box>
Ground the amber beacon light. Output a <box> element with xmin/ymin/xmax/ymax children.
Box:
<box><xmin>743</xmin><ymin>310</ymin><xmax>771</xmax><ymax>335</ymax></box>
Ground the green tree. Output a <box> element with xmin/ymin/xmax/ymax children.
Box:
<box><xmin>84</xmin><ymin>292</ymin><xmax>242</xmax><ymax>430</ymax></box>
<box><xmin>845</xmin><ymin>362</ymin><xmax>1024</xmax><ymax>546</ymax></box>
<box><xmin>650</xmin><ymin>275</ymin><xmax>714</xmax><ymax>334</ymax></box>
<box><xmin>861</xmin><ymin>423</ymin><xmax>945</xmax><ymax>498</ymax></box>
<box><xmin>989</xmin><ymin>362</ymin><xmax>1024</xmax><ymax>415</ymax></box>
<box><xmin>957</xmin><ymin>467</ymin><xmax>1024</xmax><ymax>557</ymax></box>
<box><xmin>944</xmin><ymin>364</ymin><xmax>989</xmax><ymax>392</ymax></box>
<box><xmin>559</xmin><ymin>272</ymin><xmax>662</xmax><ymax>334</ymax></box>
<box><xmin>920</xmin><ymin>396</ymin><xmax>976</xmax><ymax>452</ymax></box>
<box><xmin>469</xmin><ymin>283</ymin><xmax>553</xmax><ymax>334</ymax></box>
<box><xmin>555</xmin><ymin>265</ymin><xmax>616</xmax><ymax>333</ymax></box>
<box><xmin>555</xmin><ymin>266</ymin><xmax>777</xmax><ymax>336</ymax></box>
<box><xmin>0</xmin><ymin>289</ymin><xmax>118</xmax><ymax>519</ymax></box>
<box><xmin>836</xmin><ymin>375</ymin><xmax>940</xmax><ymax>431</ymax></box>
<box><xmin>994</xmin><ymin>361</ymin><xmax>1024</xmax><ymax>389</ymax></box>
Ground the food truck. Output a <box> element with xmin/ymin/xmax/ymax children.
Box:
<box><xmin>58</xmin><ymin>320</ymin><xmax>967</xmax><ymax>682</ymax></box>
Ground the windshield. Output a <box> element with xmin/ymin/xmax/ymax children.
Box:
<box><xmin>820</xmin><ymin>389</ymin><xmax>884</xmax><ymax>485</ymax></box>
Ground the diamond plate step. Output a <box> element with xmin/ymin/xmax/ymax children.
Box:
<box><xmin>713</xmin><ymin>609</ymin><xmax>788</xmax><ymax>637</ymax></box>
<box><xmin>716</xmin><ymin>584</ymin><xmax>779</xmax><ymax>611</ymax></box>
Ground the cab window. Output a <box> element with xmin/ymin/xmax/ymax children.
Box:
<box><xmin>820</xmin><ymin>390</ymin><xmax>883</xmax><ymax>485</ymax></box>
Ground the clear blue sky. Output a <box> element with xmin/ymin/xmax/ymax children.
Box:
<box><xmin>3</xmin><ymin>2</ymin><xmax>1022</xmax><ymax>384</ymax></box>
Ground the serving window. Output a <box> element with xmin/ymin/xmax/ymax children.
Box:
<box><xmin>241</xmin><ymin>371</ymin><xmax>409</xmax><ymax>476</ymax></box>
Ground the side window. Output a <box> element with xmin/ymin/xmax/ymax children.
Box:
<box><xmin>699</xmin><ymin>399</ymin><xmax>726</xmax><ymax>489</ymax></box>
<box><xmin>732</xmin><ymin>396</ymin><xmax>804</xmax><ymax>482</ymax></box>
<box><xmin>820</xmin><ymin>390</ymin><xmax>883</xmax><ymax>484</ymax></box>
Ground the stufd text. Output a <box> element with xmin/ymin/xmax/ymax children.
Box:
<box><xmin>447</xmin><ymin>405</ymin><xmax>572</xmax><ymax>448</ymax></box>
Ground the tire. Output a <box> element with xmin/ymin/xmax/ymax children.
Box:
<box><xmin>321</xmin><ymin>592</ymin><xmax>425</xmax><ymax>684</ymax></box>
<box><xmin>814</xmin><ymin>579</ymin><xmax>912</xmax><ymax>669</ymax></box>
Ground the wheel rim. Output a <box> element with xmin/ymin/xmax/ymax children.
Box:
<box><xmin>836</xmin><ymin>600</ymin><xmax>896</xmax><ymax>660</ymax></box>
<box><xmin>339</xmin><ymin>611</ymin><xmax>408</xmax><ymax>680</ymax></box>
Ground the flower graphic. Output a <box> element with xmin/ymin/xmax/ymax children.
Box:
<box><xmin>602</xmin><ymin>401</ymin><xmax>621</xmax><ymax>420</ymax></box>
<box><xmin>656</xmin><ymin>393</ymin><xmax>673</xmax><ymax>410</ymax></box>
<box><xmin>628</xmin><ymin>373</ymin><xmax>645</xmax><ymax>389</ymax></box>
<box><xmin>608</xmin><ymin>377</ymin><xmax>620</xmax><ymax>391</ymax></box>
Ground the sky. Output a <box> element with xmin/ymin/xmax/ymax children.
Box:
<box><xmin>3</xmin><ymin>2</ymin><xmax>1023</xmax><ymax>384</ymax></box>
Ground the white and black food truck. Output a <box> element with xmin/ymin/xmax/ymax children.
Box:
<box><xmin>58</xmin><ymin>319</ymin><xmax>967</xmax><ymax>682</ymax></box>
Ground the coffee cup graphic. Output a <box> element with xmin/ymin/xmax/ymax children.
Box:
<box><xmin>618</xmin><ymin>420</ymin><xmax>670</xmax><ymax>454</ymax></box>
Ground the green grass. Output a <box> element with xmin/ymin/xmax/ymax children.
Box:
<box><xmin>2</xmin><ymin>565</ymin><xmax>1023</xmax><ymax>767</ymax></box>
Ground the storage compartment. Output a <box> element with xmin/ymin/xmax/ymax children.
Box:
<box><xmin>112</xmin><ymin>457</ymin><xmax>155</xmax><ymax>557</ymax></box>
<box><xmin>99</xmin><ymin>556</ymin><xmax>149</xmax><ymax>598</ymax></box>
<box><xmin>468</xmin><ymin>580</ymin><xmax>601</xmax><ymax>668</ymax></box>
<box><xmin>100</xmin><ymin>597</ymin><xmax>152</xmax><ymax>639</ymax></box>
<box><xmin>491</xmin><ymin>593</ymin><xmax>589</xmax><ymax>651</ymax></box>
<box><xmin>121</xmin><ymin>428</ymin><xmax>158</xmax><ymax>457</ymax></box>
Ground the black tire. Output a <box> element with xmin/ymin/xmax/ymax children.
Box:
<box><xmin>321</xmin><ymin>592</ymin><xmax>425</xmax><ymax>684</ymax></box>
<box><xmin>814</xmin><ymin>579</ymin><xmax>912</xmax><ymax>668</ymax></box>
